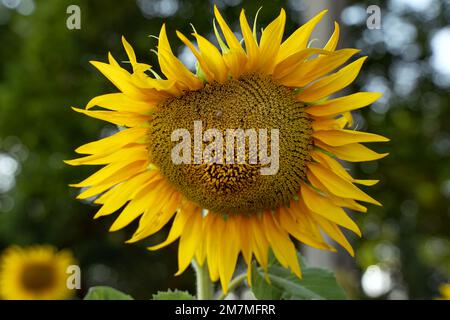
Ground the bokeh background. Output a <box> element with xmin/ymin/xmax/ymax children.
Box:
<box><xmin>0</xmin><ymin>0</ymin><xmax>448</xmax><ymax>299</ymax></box>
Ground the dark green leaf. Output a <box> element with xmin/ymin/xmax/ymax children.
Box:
<box><xmin>251</xmin><ymin>253</ymin><xmax>346</xmax><ymax>300</ymax></box>
<box><xmin>251</xmin><ymin>262</ymin><xmax>283</xmax><ymax>300</ymax></box>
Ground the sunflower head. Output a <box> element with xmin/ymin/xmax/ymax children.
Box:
<box><xmin>67</xmin><ymin>6</ymin><xmax>388</xmax><ymax>292</ymax></box>
<box><xmin>436</xmin><ymin>283</ymin><xmax>450</xmax><ymax>300</ymax></box>
<box><xmin>0</xmin><ymin>245</ymin><xmax>75</xmax><ymax>300</ymax></box>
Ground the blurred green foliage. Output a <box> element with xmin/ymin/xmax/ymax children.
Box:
<box><xmin>0</xmin><ymin>0</ymin><xmax>448</xmax><ymax>299</ymax></box>
<box><xmin>347</xmin><ymin>0</ymin><xmax>450</xmax><ymax>299</ymax></box>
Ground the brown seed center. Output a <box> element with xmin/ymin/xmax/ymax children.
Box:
<box><xmin>149</xmin><ymin>74</ymin><xmax>312</xmax><ymax>215</ymax></box>
<box><xmin>21</xmin><ymin>262</ymin><xmax>55</xmax><ymax>292</ymax></box>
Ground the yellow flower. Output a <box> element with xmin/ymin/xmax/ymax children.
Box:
<box><xmin>437</xmin><ymin>283</ymin><xmax>450</xmax><ymax>300</ymax></box>
<box><xmin>0</xmin><ymin>245</ymin><xmax>75</xmax><ymax>300</ymax></box>
<box><xmin>67</xmin><ymin>7</ymin><xmax>388</xmax><ymax>293</ymax></box>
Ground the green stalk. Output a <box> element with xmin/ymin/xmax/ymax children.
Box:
<box><xmin>192</xmin><ymin>259</ymin><xmax>213</xmax><ymax>300</ymax></box>
<box><xmin>218</xmin><ymin>273</ymin><xmax>247</xmax><ymax>300</ymax></box>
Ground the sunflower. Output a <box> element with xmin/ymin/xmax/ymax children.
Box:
<box><xmin>0</xmin><ymin>245</ymin><xmax>75</xmax><ymax>300</ymax></box>
<box><xmin>66</xmin><ymin>7</ymin><xmax>388</xmax><ymax>293</ymax></box>
<box><xmin>436</xmin><ymin>283</ymin><xmax>450</xmax><ymax>300</ymax></box>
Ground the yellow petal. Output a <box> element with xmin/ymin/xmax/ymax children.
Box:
<box><xmin>129</xmin><ymin>186</ymin><xmax>180</xmax><ymax>242</ymax></box>
<box><xmin>176</xmin><ymin>31</ymin><xmax>215</xmax><ymax>82</ymax></box>
<box><xmin>74</xmin><ymin>127</ymin><xmax>148</xmax><ymax>155</ymax></box>
<box><xmin>327</xmin><ymin>194</ymin><xmax>368</xmax><ymax>213</ymax></box>
<box><xmin>193</xmin><ymin>33</ymin><xmax>228</xmax><ymax>83</ymax></box>
<box><xmin>75</xmin><ymin>162</ymin><xmax>149</xmax><ymax>200</ymax></box>
<box><xmin>110</xmin><ymin>179</ymin><xmax>171</xmax><ymax>231</ymax></box>
<box><xmin>278</xmin><ymin>206</ymin><xmax>332</xmax><ymax>250</ymax></box>
<box><xmin>353</xmin><ymin>179</ymin><xmax>379</xmax><ymax>186</ymax></box>
<box><xmin>213</xmin><ymin>5</ymin><xmax>246</xmax><ymax>55</ymax></box>
<box><xmin>107</xmin><ymin>51</ymin><xmax>120</xmax><ymax>67</ymax></box>
<box><xmin>147</xmin><ymin>207</ymin><xmax>191</xmax><ymax>251</ymax></box>
<box><xmin>312</xmin><ymin>117</ymin><xmax>347</xmax><ymax>131</ymax></box>
<box><xmin>307</xmin><ymin>163</ymin><xmax>381</xmax><ymax>206</ymax></box>
<box><xmin>86</xmin><ymin>93</ymin><xmax>156</xmax><ymax>114</ymax></box>
<box><xmin>273</xmin><ymin>48</ymin><xmax>333</xmax><ymax>80</ymax></box>
<box><xmin>297</xmin><ymin>57</ymin><xmax>367</xmax><ymax>102</ymax></box>
<box><xmin>305</xmin><ymin>168</ymin><xmax>368</xmax><ymax>213</ymax></box>
<box><xmin>311</xmin><ymin>150</ymin><xmax>349</xmax><ymax>176</ymax></box>
<box><xmin>158</xmin><ymin>24</ymin><xmax>203</xmax><ymax>90</ymax></box>
<box><xmin>72</xmin><ymin>107</ymin><xmax>150</xmax><ymax>127</ymax></box>
<box><xmin>195</xmin><ymin>226</ymin><xmax>207</xmax><ymax>267</ymax></box>
<box><xmin>90</xmin><ymin>60</ymin><xmax>147</xmax><ymax>100</ymax></box>
<box><xmin>206</xmin><ymin>213</ymin><xmax>224</xmax><ymax>282</ymax></box>
<box><xmin>312</xmin><ymin>214</ymin><xmax>355</xmax><ymax>256</ymax></box>
<box><xmin>65</xmin><ymin>145</ymin><xmax>148</xmax><ymax>166</ymax></box>
<box><xmin>315</xmin><ymin>140</ymin><xmax>389</xmax><ymax>162</ymax></box>
<box><xmin>222</xmin><ymin>49</ymin><xmax>246</xmax><ymax>79</ymax></box>
<box><xmin>92</xmin><ymin>169</ymin><xmax>158</xmax><ymax>203</ymax></box>
<box><xmin>91</xmin><ymin>58</ymin><xmax>158</xmax><ymax>100</ymax></box>
<box><xmin>176</xmin><ymin>207</ymin><xmax>203</xmax><ymax>275</ymax></box>
<box><xmin>238</xmin><ymin>216</ymin><xmax>252</xmax><ymax>265</ymax></box>
<box><xmin>121</xmin><ymin>36</ymin><xmax>137</xmax><ymax>68</ymax></box>
<box><xmin>93</xmin><ymin>171</ymin><xmax>157</xmax><ymax>218</ymax></box>
<box><xmin>70</xmin><ymin>159</ymin><xmax>146</xmax><ymax>188</ymax></box>
<box><xmin>306</xmin><ymin>92</ymin><xmax>382</xmax><ymax>117</ymax></box>
<box><xmin>343</xmin><ymin>111</ymin><xmax>354</xmax><ymax>127</ymax></box>
<box><xmin>313</xmin><ymin>129</ymin><xmax>389</xmax><ymax>146</ymax></box>
<box><xmin>131</xmin><ymin>75</ymin><xmax>178</xmax><ymax>96</ymax></box>
<box><xmin>258</xmin><ymin>9</ymin><xmax>286</xmax><ymax>74</ymax></box>
<box><xmin>262</xmin><ymin>212</ymin><xmax>301</xmax><ymax>278</ymax></box>
<box><xmin>301</xmin><ymin>183</ymin><xmax>362</xmax><ymax>236</ymax></box>
<box><xmin>213</xmin><ymin>6</ymin><xmax>246</xmax><ymax>78</ymax></box>
<box><xmin>120</xmin><ymin>36</ymin><xmax>152</xmax><ymax>78</ymax></box>
<box><xmin>218</xmin><ymin>217</ymin><xmax>240</xmax><ymax>293</ymax></box>
<box><xmin>280</xmin><ymin>49</ymin><xmax>359</xmax><ymax>87</ymax></box>
<box><xmin>277</xmin><ymin>10</ymin><xmax>328</xmax><ymax>62</ymax></box>
<box><xmin>301</xmin><ymin>48</ymin><xmax>359</xmax><ymax>85</ymax></box>
<box><xmin>323</xmin><ymin>22</ymin><xmax>340</xmax><ymax>51</ymax></box>
<box><xmin>250</xmin><ymin>216</ymin><xmax>269</xmax><ymax>271</ymax></box>
<box><xmin>240</xmin><ymin>9</ymin><xmax>260</xmax><ymax>72</ymax></box>
<box><xmin>296</xmin><ymin>198</ymin><xmax>338</xmax><ymax>251</ymax></box>
<box><xmin>246</xmin><ymin>259</ymin><xmax>253</xmax><ymax>288</ymax></box>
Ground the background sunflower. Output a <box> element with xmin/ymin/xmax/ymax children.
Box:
<box><xmin>0</xmin><ymin>0</ymin><xmax>448</xmax><ymax>300</ymax></box>
<box><xmin>0</xmin><ymin>245</ymin><xmax>75</xmax><ymax>300</ymax></box>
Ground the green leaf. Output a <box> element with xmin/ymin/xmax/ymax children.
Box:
<box><xmin>84</xmin><ymin>286</ymin><xmax>134</xmax><ymax>300</ymax></box>
<box><xmin>251</xmin><ymin>263</ymin><xmax>283</xmax><ymax>300</ymax></box>
<box><xmin>251</xmin><ymin>253</ymin><xmax>347</xmax><ymax>300</ymax></box>
<box><xmin>152</xmin><ymin>289</ymin><xmax>196</xmax><ymax>300</ymax></box>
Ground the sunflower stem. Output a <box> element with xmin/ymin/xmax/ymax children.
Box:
<box><xmin>192</xmin><ymin>259</ymin><xmax>213</xmax><ymax>300</ymax></box>
<box><xmin>217</xmin><ymin>273</ymin><xmax>247</xmax><ymax>300</ymax></box>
